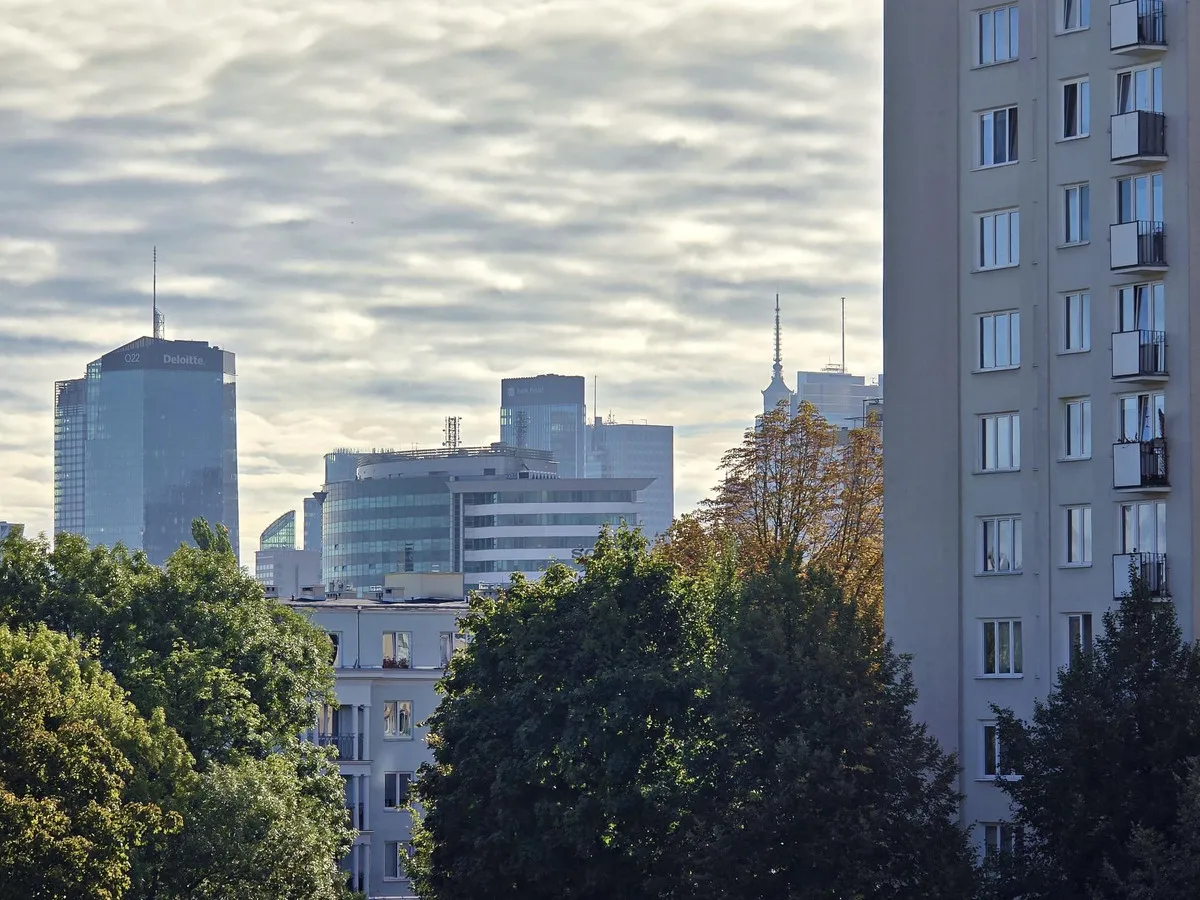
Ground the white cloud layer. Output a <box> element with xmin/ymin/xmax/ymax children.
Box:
<box><xmin>0</xmin><ymin>0</ymin><xmax>882</xmax><ymax>560</ymax></box>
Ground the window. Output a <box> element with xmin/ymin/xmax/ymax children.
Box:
<box><xmin>983</xmin><ymin>723</ymin><xmax>1003</xmax><ymax>777</ymax></box>
<box><xmin>1117</xmin><ymin>172</ymin><xmax>1163</xmax><ymax>224</ymax></box>
<box><xmin>1064</xmin><ymin>399</ymin><xmax>1092</xmax><ymax>459</ymax></box>
<box><xmin>980</xmin><ymin>107</ymin><xmax>1019</xmax><ymax>166</ymax></box>
<box><xmin>1064</xmin><ymin>292</ymin><xmax>1091</xmax><ymax>351</ymax></box>
<box><xmin>980</xmin><ymin>413</ymin><xmax>1020</xmax><ymax>471</ymax></box>
<box><xmin>1066</xmin><ymin>506</ymin><xmax>1093</xmax><ymax>565</ymax></box>
<box><xmin>440</xmin><ymin>632</ymin><xmax>467</xmax><ymax>667</ymax></box>
<box><xmin>1117</xmin><ymin>64</ymin><xmax>1162</xmax><ymax>114</ymax></box>
<box><xmin>978</xmin><ymin>209</ymin><xmax>1020</xmax><ymax>269</ymax></box>
<box><xmin>981</xmin><ymin>516</ymin><xmax>1023</xmax><ymax>573</ymax></box>
<box><xmin>383</xmin><ymin>700</ymin><xmax>413</xmax><ymax>739</ymax></box>
<box><xmin>327</xmin><ymin>632</ymin><xmax>342</xmax><ymax>668</ymax></box>
<box><xmin>384</xmin><ymin>841</ymin><xmax>408</xmax><ymax>880</ymax></box>
<box><xmin>1069</xmin><ymin>613</ymin><xmax>1094</xmax><ymax>656</ymax></box>
<box><xmin>384</xmin><ymin>772</ymin><xmax>412</xmax><ymax>809</ymax></box>
<box><xmin>1062</xmin><ymin>78</ymin><xmax>1090</xmax><ymax>138</ymax></box>
<box><xmin>1119</xmin><ymin>391</ymin><xmax>1165</xmax><ymax>442</ymax></box>
<box><xmin>1117</xmin><ymin>282</ymin><xmax>1164</xmax><ymax>333</ymax></box>
<box><xmin>979</xmin><ymin>5</ymin><xmax>1019</xmax><ymax>65</ymax></box>
<box><xmin>978</xmin><ymin>311</ymin><xmax>1020</xmax><ymax>370</ymax></box>
<box><xmin>982</xmin><ymin>620</ymin><xmax>1023</xmax><ymax>676</ymax></box>
<box><xmin>1120</xmin><ymin>501</ymin><xmax>1166</xmax><ymax>555</ymax></box>
<box><xmin>984</xmin><ymin>823</ymin><xmax>1018</xmax><ymax>857</ymax></box>
<box><xmin>1064</xmin><ymin>183</ymin><xmax>1090</xmax><ymax>244</ymax></box>
<box><xmin>1061</xmin><ymin>0</ymin><xmax>1089</xmax><ymax>31</ymax></box>
<box><xmin>382</xmin><ymin>632</ymin><xmax>412</xmax><ymax>668</ymax></box>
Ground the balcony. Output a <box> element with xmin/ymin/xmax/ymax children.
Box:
<box><xmin>1111</xmin><ymin>0</ymin><xmax>1166</xmax><ymax>54</ymax></box>
<box><xmin>1113</xmin><ymin>438</ymin><xmax>1168</xmax><ymax>491</ymax></box>
<box><xmin>317</xmin><ymin>732</ymin><xmax>364</xmax><ymax>761</ymax></box>
<box><xmin>1110</xmin><ymin>221</ymin><xmax>1166</xmax><ymax>272</ymax></box>
<box><xmin>1113</xmin><ymin>551</ymin><xmax>1168</xmax><ymax>599</ymax></box>
<box><xmin>1112</xmin><ymin>329</ymin><xmax>1167</xmax><ymax>381</ymax></box>
<box><xmin>345</xmin><ymin>802</ymin><xmax>365</xmax><ymax>831</ymax></box>
<box><xmin>1111</xmin><ymin>111</ymin><xmax>1167</xmax><ymax>163</ymax></box>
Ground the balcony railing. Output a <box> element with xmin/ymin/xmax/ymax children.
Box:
<box><xmin>345</xmin><ymin>802</ymin><xmax>365</xmax><ymax>830</ymax></box>
<box><xmin>1110</xmin><ymin>220</ymin><xmax>1166</xmax><ymax>271</ymax></box>
<box><xmin>317</xmin><ymin>732</ymin><xmax>363</xmax><ymax>761</ymax></box>
<box><xmin>1111</xmin><ymin>110</ymin><xmax>1166</xmax><ymax>162</ymax></box>
<box><xmin>1113</xmin><ymin>438</ymin><xmax>1168</xmax><ymax>490</ymax></box>
<box><xmin>1111</xmin><ymin>0</ymin><xmax>1166</xmax><ymax>53</ymax></box>
<box><xmin>1111</xmin><ymin>329</ymin><xmax>1167</xmax><ymax>380</ymax></box>
<box><xmin>1113</xmin><ymin>551</ymin><xmax>1168</xmax><ymax>599</ymax></box>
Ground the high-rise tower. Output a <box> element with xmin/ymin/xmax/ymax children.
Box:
<box><xmin>499</xmin><ymin>374</ymin><xmax>587</xmax><ymax>477</ymax></box>
<box><xmin>762</xmin><ymin>295</ymin><xmax>795</xmax><ymax>416</ymax></box>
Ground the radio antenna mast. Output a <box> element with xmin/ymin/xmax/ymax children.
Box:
<box><xmin>841</xmin><ymin>296</ymin><xmax>846</xmax><ymax>375</ymax></box>
<box><xmin>152</xmin><ymin>246</ymin><xmax>165</xmax><ymax>340</ymax></box>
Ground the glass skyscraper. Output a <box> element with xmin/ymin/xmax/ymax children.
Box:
<box><xmin>53</xmin><ymin>335</ymin><xmax>239</xmax><ymax>565</ymax></box>
<box><xmin>499</xmin><ymin>374</ymin><xmax>586</xmax><ymax>477</ymax></box>
<box><xmin>260</xmin><ymin>510</ymin><xmax>296</xmax><ymax>550</ymax></box>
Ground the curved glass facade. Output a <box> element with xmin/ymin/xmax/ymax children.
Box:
<box><xmin>260</xmin><ymin>510</ymin><xmax>296</xmax><ymax>550</ymax></box>
<box><xmin>322</xmin><ymin>476</ymin><xmax>453</xmax><ymax>591</ymax></box>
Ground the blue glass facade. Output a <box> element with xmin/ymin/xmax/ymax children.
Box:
<box><xmin>54</xmin><ymin>336</ymin><xmax>239</xmax><ymax>565</ymax></box>
<box><xmin>53</xmin><ymin>378</ymin><xmax>87</xmax><ymax>537</ymax></box>
<box><xmin>261</xmin><ymin>510</ymin><xmax>296</xmax><ymax>550</ymax></box>
<box><xmin>499</xmin><ymin>375</ymin><xmax>586</xmax><ymax>477</ymax></box>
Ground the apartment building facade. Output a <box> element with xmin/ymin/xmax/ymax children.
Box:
<box><xmin>884</xmin><ymin>0</ymin><xmax>1188</xmax><ymax>852</ymax></box>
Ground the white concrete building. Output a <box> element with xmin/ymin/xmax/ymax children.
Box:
<box><xmin>287</xmin><ymin>573</ymin><xmax>468</xmax><ymax>900</ymax></box>
<box><xmin>884</xmin><ymin>0</ymin><xmax>1181</xmax><ymax>855</ymax></box>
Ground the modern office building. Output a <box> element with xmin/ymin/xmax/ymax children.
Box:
<box><xmin>884</xmin><ymin>0</ymin><xmax>1180</xmax><ymax>852</ymax></box>
<box><xmin>304</xmin><ymin>493</ymin><xmax>324</xmax><ymax>554</ymax></box>
<box><xmin>261</xmin><ymin>510</ymin><xmax>296</xmax><ymax>549</ymax></box>
<box><xmin>255</xmin><ymin>510</ymin><xmax>320</xmax><ymax>598</ymax></box>
<box><xmin>287</xmin><ymin>573</ymin><xmax>468</xmax><ymax>899</ymax></box>
<box><xmin>53</xmin><ymin>334</ymin><xmax>239</xmax><ymax>564</ymax></box>
<box><xmin>586</xmin><ymin>419</ymin><xmax>674</xmax><ymax>538</ymax></box>
<box><xmin>0</xmin><ymin>522</ymin><xmax>22</xmax><ymax>541</ymax></box>
<box><xmin>499</xmin><ymin>375</ymin><xmax>587</xmax><ymax>477</ymax></box>
<box><xmin>794</xmin><ymin>370</ymin><xmax>883</xmax><ymax>430</ymax></box>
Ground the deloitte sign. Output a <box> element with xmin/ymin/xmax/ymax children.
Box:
<box><xmin>162</xmin><ymin>353</ymin><xmax>206</xmax><ymax>366</ymax></box>
<box><xmin>102</xmin><ymin>343</ymin><xmax>220</xmax><ymax>372</ymax></box>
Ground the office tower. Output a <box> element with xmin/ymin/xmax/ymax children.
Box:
<box><xmin>0</xmin><ymin>522</ymin><xmax>22</xmax><ymax>541</ymax></box>
<box><xmin>325</xmin><ymin>450</ymin><xmax>360</xmax><ymax>486</ymax></box>
<box><xmin>260</xmin><ymin>511</ymin><xmax>296</xmax><ymax>549</ymax></box>
<box><xmin>884</xmin><ymin>1</ymin><xmax>1178</xmax><ymax>851</ymax></box>
<box><xmin>500</xmin><ymin>375</ymin><xmax>587</xmax><ymax>477</ymax></box>
<box><xmin>586</xmin><ymin>418</ymin><xmax>674</xmax><ymax>538</ymax></box>
<box><xmin>54</xmin><ymin>334</ymin><xmax>239</xmax><ymax>565</ymax></box>
<box><xmin>794</xmin><ymin>370</ymin><xmax>883</xmax><ymax>430</ymax></box>
<box><xmin>304</xmin><ymin>493</ymin><xmax>324</xmax><ymax>554</ymax></box>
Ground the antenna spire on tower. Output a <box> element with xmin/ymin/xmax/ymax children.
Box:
<box><xmin>772</xmin><ymin>294</ymin><xmax>783</xmax><ymax>378</ymax></box>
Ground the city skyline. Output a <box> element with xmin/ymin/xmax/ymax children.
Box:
<box><xmin>0</xmin><ymin>0</ymin><xmax>883</xmax><ymax>554</ymax></box>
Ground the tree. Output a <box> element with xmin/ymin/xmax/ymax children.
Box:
<box><xmin>987</xmin><ymin>573</ymin><xmax>1200</xmax><ymax>899</ymax></box>
<box><xmin>0</xmin><ymin>625</ymin><xmax>187</xmax><ymax>900</ymax></box>
<box><xmin>699</xmin><ymin>402</ymin><xmax>882</xmax><ymax>613</ymax></box>
<box><xmin>408</xmin><ymin>527</ymin><xmax>715</xmax><ymax>900</ymax></box>
<box><xmin>680</xmin><ymin>566</ymin><xmax>976</xmax><ymax>899</ymax></box>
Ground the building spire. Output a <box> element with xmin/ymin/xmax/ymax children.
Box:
<box><xmin>773</xmin><ymin>293</ymin><xmax>783</xmax><ymax>378</ymax></box>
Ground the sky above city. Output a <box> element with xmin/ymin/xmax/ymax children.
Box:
<box><xmin>0</xmin><ymin>0</ymin><xmax>882</xmax><ymax>560</ymax></box>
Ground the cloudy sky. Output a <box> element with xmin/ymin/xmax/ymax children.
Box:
<box><xmin>0</xmin><ymin>0</ymin><xmax>882</xmax><ymax>561</ymax></box>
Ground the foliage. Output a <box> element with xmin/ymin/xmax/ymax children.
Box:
<box><xmin>987</xmin><ymin>573</ymin><xmax>1200</xmax><ymax>899</ymax></box>
<box><xmin>408</xmin><ymin>527</ymin><xmax>715</xmax><ymax>900</ymax></box>
<box><xmin>0</xmin><ymin>625</ymin><xmax>186</xmax><ymax>900</ymax></box>
<box><xmin>680</xmin><ymin>567</ymin><xmax>976</xmax><ymax>899</ymax></box>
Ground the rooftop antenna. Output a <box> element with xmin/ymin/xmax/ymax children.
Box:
<box><xmin>593</xmin><ymin>375</ymin><xmax>598</xmax><ymax>425</ymax></box>
<box><xmin>841</xmin><ymin>297</ymin><xmax>846</xmax><ymax>375</ymax></box>
<box><xmin>773</xmin><ymin>293</ymin><xmax>783</xmax><ymax>379</ymax></box>
<box><xmin>442</xmin><ymin>416</ymin><xmax>462</xmax><ymax>450</ymax></box>
<box><xmin>152</xmin><ymin>246</ymin><xmax>165</xmax><ymax>340</ymax></box>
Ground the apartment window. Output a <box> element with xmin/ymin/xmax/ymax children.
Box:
<box><xmin>983</xmin><ymin>723</ymin><xmax>1003</xmax><ymax>777</ymax></box>
<box><xmin>440</xmin><ymin>632</ymin><xmax>467</xmax><ymax>667</ymax></box>
<box><xmin>981</xmin><ymin>516</ymin><xmax>1023</xmax><ymax>573</ymax></box>
<box><xmin>978</xmin><ymin>311</ymin><xmax>1020</xmax><ymax>369</ymax></box>
<box><xmin>978</xmin><ymin>209</ymin><xmax>1020</xmax><ymax>269</ymax></box>
<box><xmin>1066</xmin><ymin>506</ymin><xmax>1093</xmax><ymax>565</ymax></box>
<box><xmin>382</xmin><ymin>632</ymin><xmax>412</xmax><ymax>668</ymax></box>
<box><xmin>384</xmin><ymin>772</ymin><xmax>412</xmax><ymax>810</ymax></box>
<box><xmin>383</xmin><ymin>700</ymin><xmax>413</xmax><ymax>739</ymax></box>
<box><xmin>982</xmin><ymin>620</ymin><xmax>1023</xmax><ymax>676</ymax></box>
<box><xmin>1117</xmin><ymin>172</ymin><xmax>1163</xmax><ymax>224</ymax></box>
<box><xmin>1068</xmin><ymin>613</ymin><xmax>1094</xmax><ymax>656</ymax></box>
<box><xmin>980</xmin><ymin>413</ymin><xmax>1020</xmax><ymax>471</ymax></box>
<box><xmin>1119</xmin><ymin>391</ymin><xmax>1165</xmax><ymax>442</ymax></box>
<box><xmin>1120</xmin><ymin>501</ymin><xmax>1166</xmax><ymax>555</ymax></box>
<box><xmin>984</xmin><ymin>823</ymin><xmax>1018</xmax><ymax>857</ymax></box>
<box><xmin>980</xmin><ymin>107</ymin><xmax>1019</xmax><ymax>167</ymax></box>
<box><xmin>327</xmin><ymin>632</ymin><xmax>342</xmax><ymax>668</ymax></box>
<box><xmin>979</xmin><ymin>5</ymin><xmax>1019</xmax><ymax>65</ymax></box>
<box><xmin>1064</xmin><ymin>399</ymin><xmax>1092</xmax><ymax>459</ymax></box>
<box><xmin>1061</xmin><ymin>0</ymin><xmax>1089</xmax><ymax>31</ymax></box>
<box><xmin>1062</xmin><ymin>78</ymin><xmax>1090</xmax><ymax>138</ymax></box>
<box><xmin>384</xmin><ymin>841</ymin><xmax>407</xmax><ymax>880</ymax></box>
<box><xmin>1117</xmin><ymin>64</ymin><xmax>1162</xmax><ymax>114</ymax></box>
<box><xmin>1064</xmin><ymin>292</ymin><xmax>1091</xmax><ymax>352</ymax></box>
<box><xmin>1117</xmin><ymin>282</ymin><xmax>1164</xmax><ymax>333</ymax></box>
<box><xmin>1064</xmin><ymin>183</ymin><xmax>1090</xmax><ymax>244</ymax></box>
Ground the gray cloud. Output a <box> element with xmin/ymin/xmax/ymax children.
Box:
<box><xmin>0</xmin><ymin>0</ymin><xmax>882</xmax><ymax>554</ymax></box>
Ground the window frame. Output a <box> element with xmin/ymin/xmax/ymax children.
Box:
<box><xmin>1063</xmin><ymin>291</ymin><xmax>1091</xmax><ymax>353</ymax></box>
<box><xmin>978</xmin><ymin>4</ymin><xmax>1020</xmax><ymax>66</ymax></box>
<box><xmin>383</xmin><ymin>700</ymin><xmax>414</xmax><ymax>740</ymax></box>
<box><xmin>383</xmin><ymin>840</ymin><xmax>407</xmax><ymax>881</ymax></box>
<box><xmin>382</xmin><ymin>631</ymin><xmax>413</xmax><ymax>668</ymax></box>
<box><xmin>1063</xmin><ymin>398</ymin><xmax>1092</xmax><ymax>460</ymax></box>
<box><xmin>1117</xmin><ymin>172</ymin><xmax>1164</xmax><ymax>224</ymax></box>
<box><xmin>979</xmin><ymin>106</ymin><xmax>1019</xmax><ymax>168</ymax></box>
<box><xmin>977</xmin><ymin>209</ymin><xmax>1020</xmax><ymax>270</ymax></box>
<box><xmin>1061</xmin><ymin>78</ymin><xmax>1091</xmax><ymax>139</ymax></box>
<box><xmin>383</xmin><ymin>771</ymin><xmax>413</xmax><ymax>810</ymax></box>
<box><xmin>984</xmin><ymin>822</ymin><xmax>1018</xmax><ymax>857</ymax></box>
<box><xmin>981</xmin><ymin>619</ymin><xmax>1024</xmax><ymax>677</ymax></box>
<box><xmin>1065</xmin><ymin>505</ymin><xmax>1093</xmax><ymax>566</ymax></box>
<box><xmin>983</xmin><ymin>722</ymin><xmax>1002</xmax><ymax>778</ymax></box>
<box><xmin>980</xmin><ymin>412</ymin><xmax>1021</xmax><ymax>472</ymax></box>
<box><xmin>1117</xmin><ymin>63</ymin><xmax>1163</xmax><ymax>114</ymax></box>
<box><xmin>980</xmin><ymin>515</ymin><xmax>1023</xmax><ymax>574</ymax></box>
<box><xmin>1116</xmin><ymin>281</ymin><xmax>1164</xmax><ymax>334</ymax></box>
<box><xmin>1068</xmin><ymin>612</ymin><xmax>1094</xmax><ymax>657</ymax></box>
<box><xmin>327</xmin><ymin>631</ymin><xmax>342</xmax><ymax>669</ymax></box>
<box><xmin>978</xmin><ymin>310</ymin><xmax>1021</xmax><ymax>370</ymax></box>
<box><xmin>440</xmin><ymin>631</ymin><xmax>467</xmax><ymax>667</ymax></box>
<box><xmin>1063</xmin><ymin>183</ymin><xmax>1091</xmax><ymax>245</ymax></box>
<box><xmin>1120</xmin><ymin>500</ymin><xmax>1166</xmax><ymax>555</ymax></box>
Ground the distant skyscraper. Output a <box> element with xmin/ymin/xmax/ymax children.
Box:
<box><xmin>794</xmin><ymin>370</ymin><xmax>883</xmax><ymax>430</ymax></box>
<box><xmin>303</xmin><ymin>493</ymin><xmax>324</xmax><ymax>554</ymax></box>
<box><xmin>260</xmin><ymin>511</ymin><xmax>296</xmax><ymax>550</ymax></box>
<box><xmin>586</xmin><ymin>419</ymin><xmax>674</xmax><ymax>539</ymax></box>
<box><xmin>0</xmin><ymin>522</ymin><xmax>22</xmax><ymax>541</ymax></box>
<box><xmin>324</xmin><ymin>450</ymin><xmax>360</xmax><ymax>485</ymax></box>
<box><xmin>762</xmin><ymin>295</ymin><xmax>794</xmax><ymax>417</ymax></box>
<box><xmin>500</xmin><ymin>375</ymin><xmax>587</xmax><ymax>477</ymax></box>
<box><xmin>53</xmin><ymin>334</ymin><xmax>239</xmax><ymax>565</ymax></box>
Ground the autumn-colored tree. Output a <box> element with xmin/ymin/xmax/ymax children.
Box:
<box><xmin>694</xmin><ymin>401</ymin><xmax>882</xmax><ymax>612</ymax></box>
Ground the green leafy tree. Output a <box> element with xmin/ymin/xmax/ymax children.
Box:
<box><xmin>987</xmin><ymin>573</ymin><xmax>1200</xmax><ymax>899</ymax></box>
<box><xmin>680</xmin><ymin>567</ymin><xmax>976</xmax><ymax>899</ymax></box>
<box><xmin>0</xmin><ymin>625</ymin><xmax>188</xmax><ymax>900</ymax></box>
<box><xmin>408</xmin><ymin>527</ymin><xmax>715</xmax><ymax>900</ymax></box>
